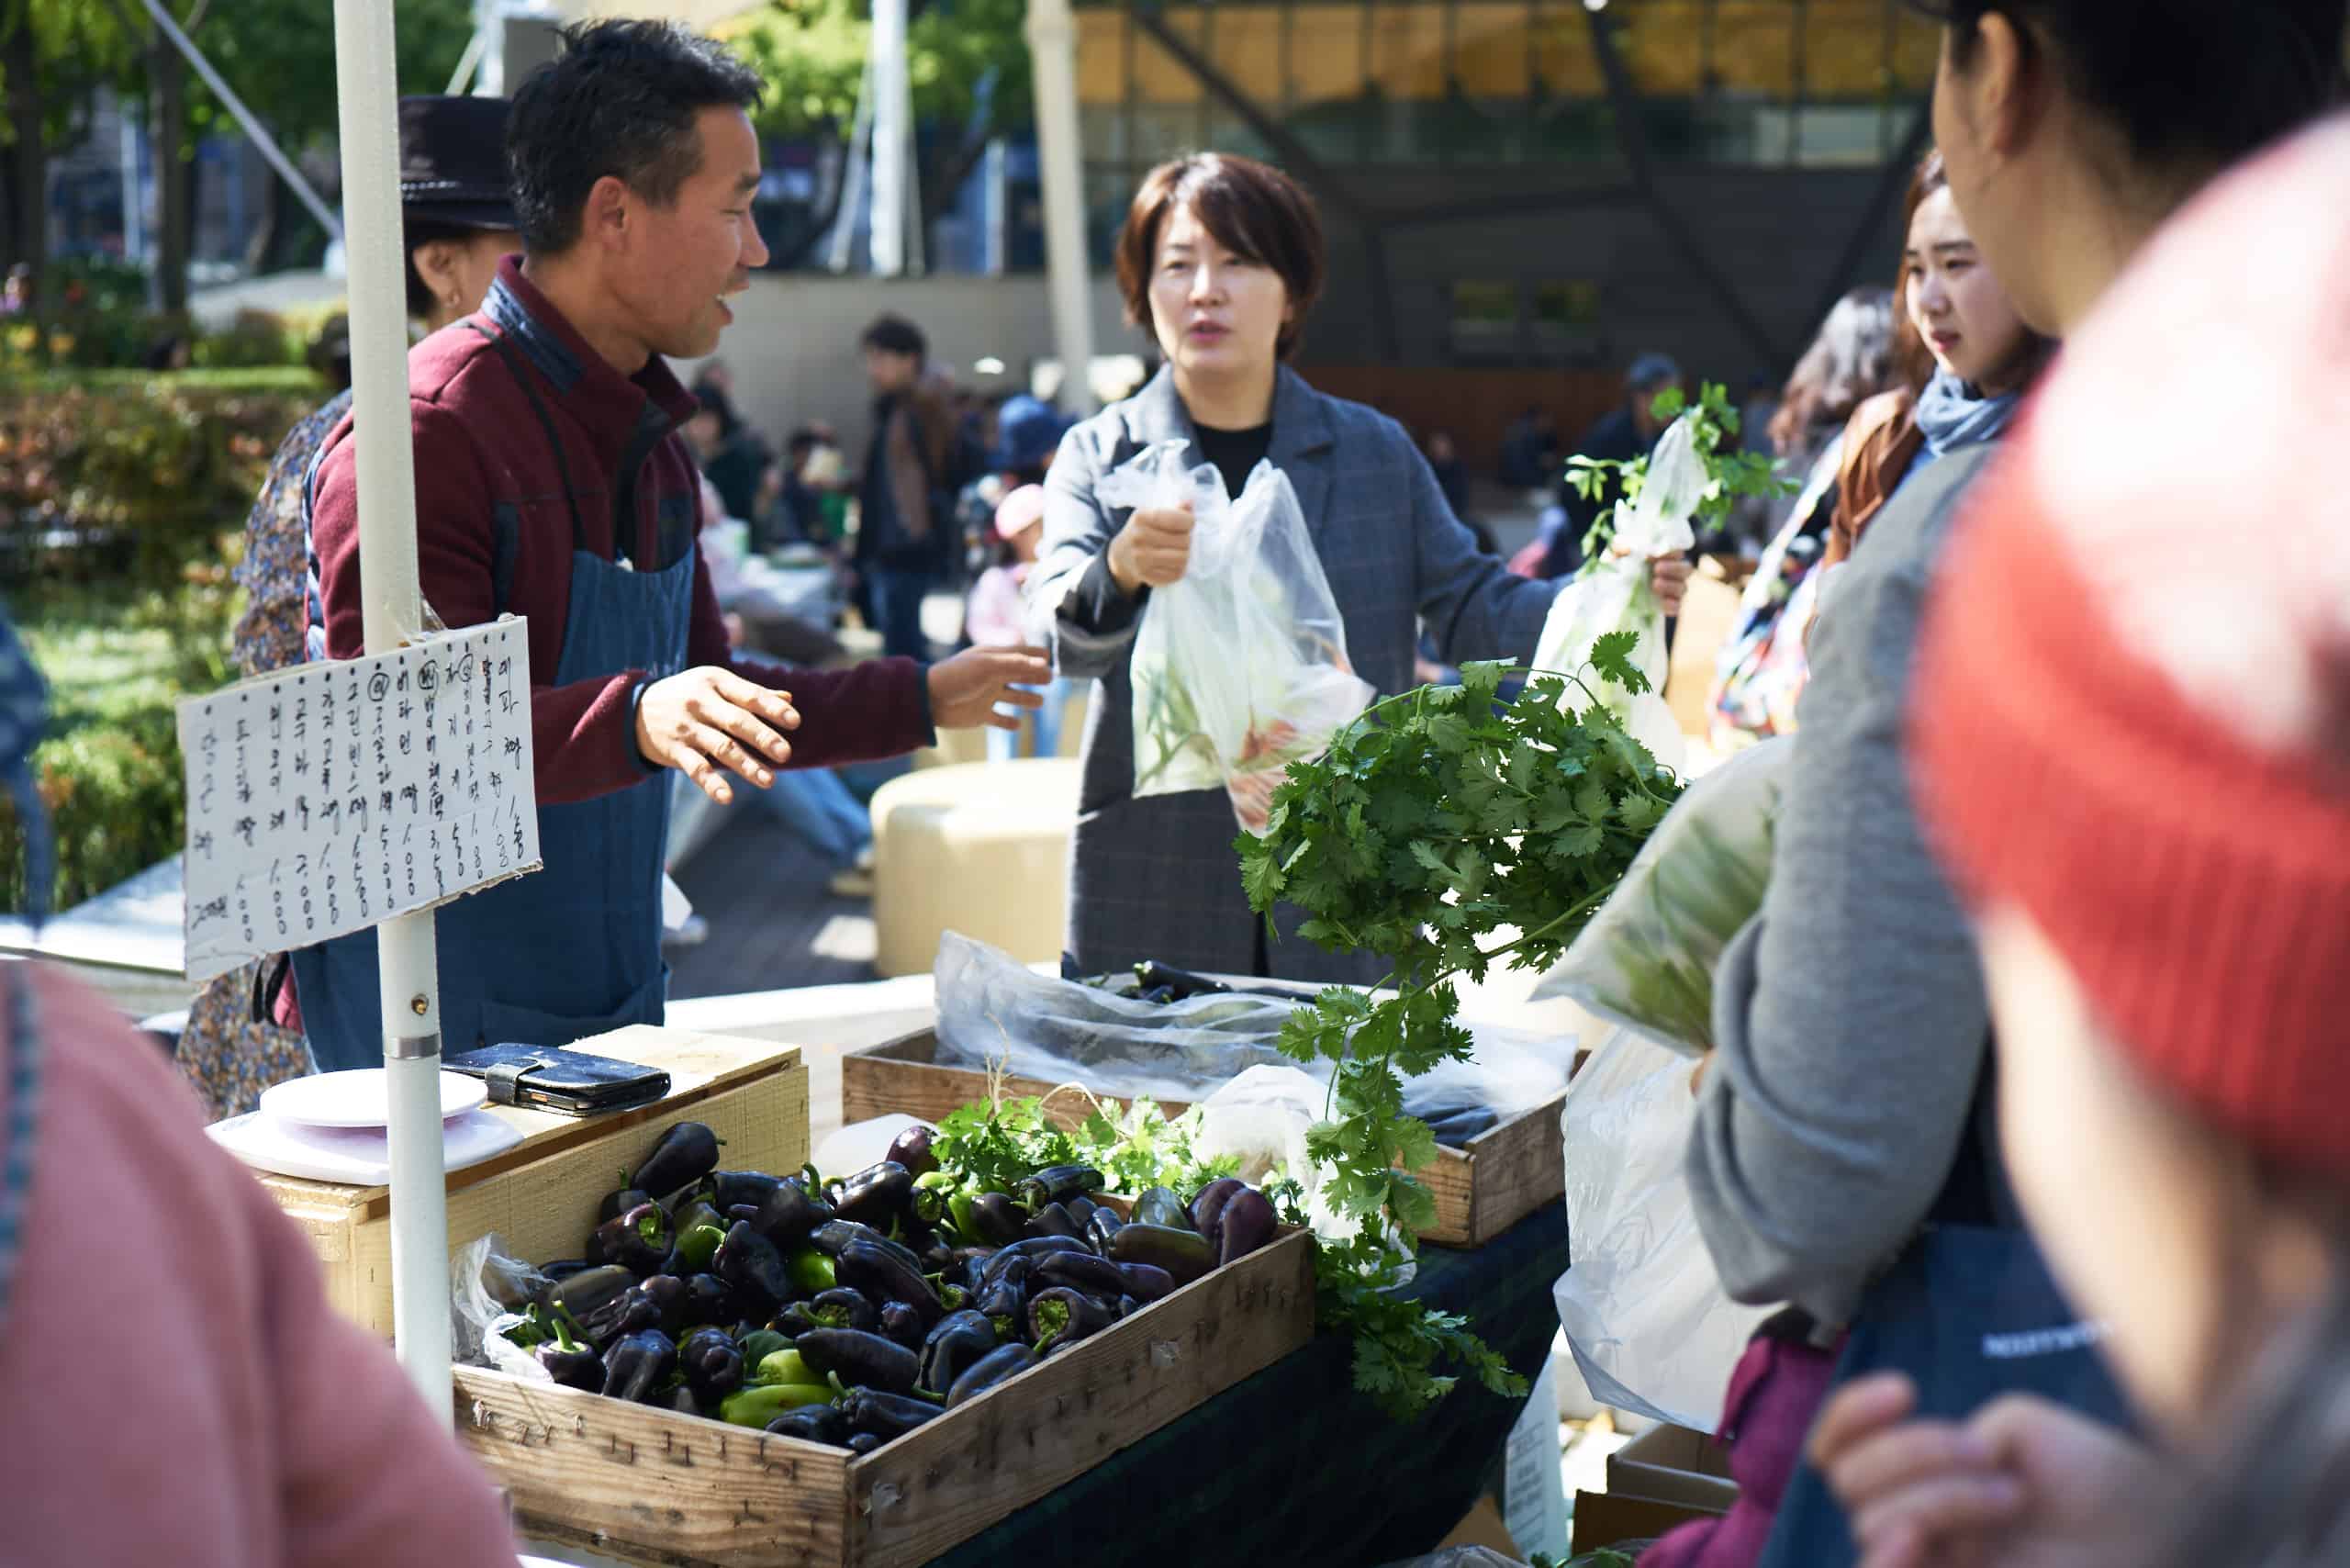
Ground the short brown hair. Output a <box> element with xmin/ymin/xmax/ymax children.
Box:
<box><xmin>1114</xmin><ymin>153</ymin><xmax>1326</xmax><ymax>360</ymax></box>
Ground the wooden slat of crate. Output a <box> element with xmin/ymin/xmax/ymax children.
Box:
<box><xmin>840</xmin><ymin>1028</ymin><xmax>1567</xmax><ymax>1249</ymax></box>
<box><xmin>453</xmin><ymin>1227</ymin><xmax>1315</xmax><ymax>1568</ymax></box>
<box><xmin>260</xmin><ymin>1025</ymin><xmax>808</xmax><ymax>1336</ymax></box>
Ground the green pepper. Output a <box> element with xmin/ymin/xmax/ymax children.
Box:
<box><xmin>911</xmin><ymin>1170</ymin><xmax>957</xmax><ymax>1225</ymax></box>
<box><xmin>755</xmin><ymin>1348</ymin><xmax>818</xmax><ymax>1387</ymax></box>
<box><xmin>676</xmin><ymin>1223</ymin><xmax>727</xmax><ymax>1273</ymax></box>
<box><xmin>719</xmin><ymin>1382</ymin><xmax>835</xmax><ymax>1428</ymax></box>
<box><xmin>736</xmin><ymin>1329</ymin><xmax>790</xmax><ymax>1370</ymax></box>
<box><xmin>946</xmin><ymin>1190</ymin><xmax>978</xmax><ymax>1243</ymax></box>
<box><xmin>787</xmin><ymin>1247</ymin><xmax>837</xmax><ymax>1294</ymax></box>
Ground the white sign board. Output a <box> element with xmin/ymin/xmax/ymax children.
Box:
<box><xmin>176</xmin><ymin>620</ymin><xmax>542</xmax><ymax>984</ymax></box>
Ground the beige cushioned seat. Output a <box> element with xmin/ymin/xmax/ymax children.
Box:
<box><xmin>871</xmin><ymin>757</ymin><xmax>1081</xmax><ymax>978</ymax></box>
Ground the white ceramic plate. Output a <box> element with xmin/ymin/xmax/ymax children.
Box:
<box><xmin>259</xmin><ymin>1068</ymin><xmax>487</xmax><ymax>1129</ymax></box>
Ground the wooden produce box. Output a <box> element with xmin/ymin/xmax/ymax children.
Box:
<box><xmin>260</xmin><ymin>1025</ymin><xmax>808</xmax><ymax>1337</ymax></box>
<box><xmin>842</xmin><ymin>1026</ymin><xmax>1566</xmax><ymax>1249</ymax></box>
<box><xmin>455</xmin><ymin>1226</ymin><xmax>1315</xmax><ymax>1568</ymax></box>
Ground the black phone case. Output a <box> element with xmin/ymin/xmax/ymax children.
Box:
<box><xmin>443</xmin><ymin>1044</ymin><xmax>671</xmax><ymax>1117</ymax></box>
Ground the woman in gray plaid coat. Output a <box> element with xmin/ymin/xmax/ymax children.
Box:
<box><xmin>1033</xmin><ymin>153</ymin><xmax>1579</xmax><ymax>985</ymax></box>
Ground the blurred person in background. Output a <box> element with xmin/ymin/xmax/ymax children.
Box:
<box><xmin>175</xmin><ymin>94</ymin><xmax>521</xmax><ymax>1121</ymax></box>
<box><xmin>1539</xmin><ymin>351</ymin><xmax>1683</xmax><ymax>580</ymax></box>
<box><xmin>968</xmin><ymin>485</ymin><xmax>1080</xmax><ymax>761</ymax></box>
<box><xmin>854</xmin><ymin>314</ymin><xmax>971</xmax><ymax>657</ymax></box>
<box><xmin>1818</xmin><ymin>108</ymin><xmax>2350</xmax><ymax>1568</ymax></box>
<box><xmin>1707</xmin><ymin>286</ymin><xmax>1900</xmax><ymax>750</ymax></box>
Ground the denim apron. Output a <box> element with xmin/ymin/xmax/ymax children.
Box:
<box><xmin>293</xmin><ymin>326</ymin><xmax>692</xmax><ymax>1070</ymax></box>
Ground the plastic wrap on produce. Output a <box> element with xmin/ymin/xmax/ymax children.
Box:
<box><xmin>452</xmin><ymin>1232</ymin><xmax>553</xmax><ymax>1381</ymax></box>
<box><xmin>1532</xmin><ymin>736</ymin><xmax>1790</xmax><ymax>1057</ymax></box>
<box><xmin>933</xmin><ymin>934</ymin><xmax>1582</xmax><ymax>1131</ymax></box>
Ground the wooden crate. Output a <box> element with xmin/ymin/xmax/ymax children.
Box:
<box><xmin>259</xmin><ymin>1025</ymin><xmax>809</xmax><ymax>1337</ymax></box>
<box><xmin>454</xmin><ymin>1226</ymin><xmax>1315</xmax><ymax>1568</ymax></box>
<box><xmin>841</xmin><ymin>1027</ymin><xmax>1566</xmax><ymax>1249</ymax></box>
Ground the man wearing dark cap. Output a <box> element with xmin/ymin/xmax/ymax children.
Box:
<box><xmin>295</xmin><ymin>23</ymin><xmax>1046</xmax><ymax>1069</ymax></box>
<box><xmin>1539</xmin><ymin>351</ymin><xmax>1684</xmax><ymax>580</ymax></box>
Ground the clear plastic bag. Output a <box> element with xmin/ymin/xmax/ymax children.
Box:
<box><xmin>1531</xmin><ymin>738</ymin><xmax>1790</xmax><ymax>1056</ymax></box>
<box><xmin>1098</xmin><ymin>441</ymin><xmax>1375</xmax><ymax>833</ymax></box>
<box><xmin>451</xmin><ymin>1232</ymin><xmax>554</xmax><ymax>1381</ymax></box>
<box><xmin>1553</xmin><ymin>1029</ymin><xmax>1770</xmax><ymax>1432</ymax></box>
<box><xmin>1534</xmin><ymin>413</ymin><xmax>1712</xmax><ymax>773</ymax></box>
<box><xmin>933</xmin><ymin>933</ymin><xmax>1581</xmax><ymax>1128</ymax></box>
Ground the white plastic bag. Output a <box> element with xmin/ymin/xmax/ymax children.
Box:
<box><xmin>1533</xmin><ymin>737</ymin><xmax>1790</xmax><ymax>1056</ymax></box>
<box><xmin>1554</xmin><ymin>1029</ymin><xmax>1769</xmax><ymax>1432</ymax></box>
<box><xmin>451</xmin><ymin>1232</ymin><xmax>554</xmax><ymax>1381</ymax></box>
<box><xmin>1534</xmin><ymin>412</ymin><xmax>1712</xmax><ymax>773</ymax></box>
<box><xmin>1097</xmin><ymin>441</ymin><xmax>1374</xmax><ymax>833</ymax></box>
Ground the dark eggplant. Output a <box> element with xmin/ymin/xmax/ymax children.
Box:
<box><xmin>1033</xmin><ymin>1249</ymin><xmax>1127</xmax><ymax>1298</ymax></box>
<box><xmin>633</xmin><ymin>1122</ymin><xmax>724</xmax><ymax>1200</ymax></box>
<box><xmin>1117</xmin><ymin>1294</ymin><xmax>1142</xmax><ymax>1319</ymax></box>
<box><xmin>793</xmin><ymin>1328</ymin><xmax>921</xmax><ymax>1395</ymax></box>
<box><xmin>836</xmin><ymin>1238</ymin><xmax>945</xmax><ymax>1331</ymax></box>
<box><xmin>829</xmin><ymin>1161</ymin><xmax>915</xmax><ymax>1230</ymax></box>
<box><xmin>707</xmin><ymin>1170</ymin><xmax>787</xmax><ymax>1214</ymax></box>
<box><xmin>678</xmin><ymin>1326</ymin><xmax>747</xmax><ymax>1402</ymax></box>
<box><xmin>1024</xmin><ymin>1201</ymin><xmax>1083</xmax><ymax>1242</ymax></box>
<box><xmin>845</xmin><ymin>1432</ymin><xmax>885</xmax><ymax>1456</ymax></box>
<box><xmin>681</xmin><ymin>1273</ymin><xmax>739</xmax><ymax>1330</ymax></box>
<box><xmin>948</xmin><ymin>1249</ymin><xmax>994</xmax><ymax>1294</ymax></box>
<box><xmin>533</xmin><ymin>1313</ymin><xmax>607</xmax><ymax>1393</ymax></box>
<box><xmin>945</xmin><ymin>1342</ymin><xmax>1037</xmax><ymax>1407</ymax></box>
<box><xmin>840</xmin><ymin>1388</ymin><xmax>939</xmax><ymax>1442</ymax></box>
<box><xmin>796</xmin><ymin>1287</ymin><xmax>882</xmax><ymax>1336</ymax></box>
<box><xmin>878</xmin><ymin>1300</ymin><xmax>926</xmax><ymax>1350</ymax></box>
<box><xmin>1211</xmin><ymin>1186</ymin><xmax>1277</xmax><ymax>1265</ymax></box>
<box><xmin>656</xmin><ymin>1383</ymin><xmax>708</xmax><ymax>1419</ymax></box>
<box><xmin>1133</xmin><ymin>1186</ymin><xmax>1191</xmax><ymax>1231</ymax></box>
<box><xmin>714</xmin><ymin>1221</ymin><xmax>797</xmax><ymax>1311</ymax></box>
<box><xmin>916</xmin><ymin>1310</ymin><xmax>1000</xmax><ymax>1396</ymax></box>
<box><xmin>534</xmin><ymin>1258</ymin><xmax>598</xmax><ymax>1293</ymax></box>
<box><xmin>765</xmin><ymin>1406</ymin><xmax>851</xmax><ymax>1447</ymax></box>
<box><xmin>1188</xmin><ymin>1177</ymin><xmax>1248</xmax><ymax>1243</ymax></box>
<box><xmin>1026</xmin><ymin>1286</ymin><xmax>1116</xmax><ymax>1351</ymax></box>
<box><xmin>966</xmin><ymin>1192</ymin><xmax>1028</xmax><ymax>1248</ymax></box>
<box><xmin>1133</xmin><ymin>959</ymin><xmax>1232</xmax><ymax>1000</ymax></box>
<box><xmin>1014</xmin><ymin>1164</ymin><xmax>1106</xmax><ymax>1213</ymax></box>
<box><xmin>1106</xmin><ymin>1223</ymin><xmax>1214</xmax><ymax>1287</ymax></box>
<box><xmin>974</xmin><ymin>1259</ymin><xmax>1030</xmax><ymax>1337</ymax></box>
<box><xmin>546</xmin><ymin>1263</ymin><xmax>635</xmax><ymax>1324</ymax></box>
<box><xmin>1084</xmin><ymin>1205</ymin><xmax>1125</xmax><ymax>1254</ymax></box>
<box><xmin>750</xmin><ymin>1177</ymin><xmax>834</xmax><ymax>1249</ymax></box>
<box><xmin>588</xmin><ymin>1202</ymin><xmax>676</xmax><ymax>1275</ymax></box>
<box><xmin>883</xmin><ymin>1124</ymin><xmax>939</xmax><ymax>1179</ymax></box>
<box><xmin>602</xmin><ymin>1329</ymin><xmax>677</xmax><ymax>1404</ymax></box>
<box><xmin>807</xmin><ymin>1220</ymin><xmax>925</xmax><ymax>1274</ymax></box>
<box><xmin>597</xmin><ymin>1184</ymin><xmax>655</xmax><ymax>1226</ymax></box>
<box><xmin>916</xmin><ymin>1233</ymin><xmax>958</xmax><ymax>1275</ymax></box>
<box><xmin>635</xmin><ymin>1273</ymin><xmax>689</xmax><ymax>1337</ymax></box>
<box><xmin>976</xmin><ymin>1234</ymin><xmax>1091</xmax><ymax>1289</ymax></box>
<box><xmin>1115</xmin><ymin>1262</ymin><xmax>1175</xmax><ymax>1304</ymax></box>
<box><xmin>579</xmin><ymin>1285</ymin><xmax>665</xmax><ymax>1350</ymax></box>
<box><xmin>1063</xmin><ymin>1194</ymin><xmax>1101</xmax><ymax>1230</ymax></box>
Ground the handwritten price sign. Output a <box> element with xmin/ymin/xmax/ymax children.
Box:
<box><xmin>176</xmin><ymin>620</ymin><xmax>543</xmax><ymax>984</ymax></box>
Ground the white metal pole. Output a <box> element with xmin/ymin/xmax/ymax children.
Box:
<box><xmin>331</xmin><ymin>0</ymin><xmax>453</xmax><ymax>1419</ymax></box>
<box><xmin>870</xmin><ymin>0</ymin><xmax>908</xmax><ymax>277</ymax></box>
<box><xmin>1026</xmin><ymin>0</ymin><xmax>1097</xmax><ymax>410</ymax></box>
<box><xmin>827</xmin><ymin>51</ymin><xmax>876</xmax><ymax>274</ymax></box>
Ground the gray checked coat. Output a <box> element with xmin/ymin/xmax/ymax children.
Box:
<box><xmin>1035</xmin><ymin>365</ymin><xmax>1560</xmax><ymax>985</ymax></box>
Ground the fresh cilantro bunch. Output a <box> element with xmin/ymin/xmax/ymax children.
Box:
<box><xmin>931</xmin><ymin>1092</ymin><xmax>1238</xmax><ymax>1200</ymax></box>
<box><xmin>1239</xmin><ymin>646</ymin><xmax>1687</xmax><ymax>1419</ymax></box>
<box><xmin>1569</xmin><ymin>381</ymin><xmax>1795</xmax><ymax>566</ymax></box>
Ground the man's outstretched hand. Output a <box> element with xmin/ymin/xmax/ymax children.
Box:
<box><xmin>930</xmin><ymin>644</ymin><xmax>1054</xmax><ymax>732</ymax></box>
<box><xmin>635</xmin><ymin>666</ymin><xmax>800</xmax><ymax>804</ymax></box>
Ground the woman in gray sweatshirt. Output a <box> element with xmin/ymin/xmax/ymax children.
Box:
<box><xmin>1685</xmin><ymin>0</ymin><xmax>2350</xmax><ymax>1332</ymax></box>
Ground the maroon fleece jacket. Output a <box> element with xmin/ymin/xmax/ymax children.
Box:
<box><xmin>309</xmin><ymin>257</ymin><xmax>932</xmax><ymax>808</ymax></box>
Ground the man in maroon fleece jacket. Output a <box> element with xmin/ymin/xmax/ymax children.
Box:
<box><xmin>297</xmin><ymin>21</ymin><xmax>1046</xmax><ymax>1066</ymax></box>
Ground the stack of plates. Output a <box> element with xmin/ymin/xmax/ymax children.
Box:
<box><xmin>207</xmin><ymin>1069</ymin><xmax>524</xmax><ymax>1184</ymax></box>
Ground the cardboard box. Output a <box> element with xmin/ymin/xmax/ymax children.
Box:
<box><xmin>257</xmin><ymin>1024</ymin><xmax>808</xmax><ymax>1336</ymax></box>
<box><xmin>1572</xmin><ymin>1424</ymin><xmax>1738</xmax><ymax>1555</ymax></box>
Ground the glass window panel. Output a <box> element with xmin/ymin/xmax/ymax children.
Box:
<box><xmin>1289</xmin><ymin>5</ymin><xmax>1369</xmax><ymax>106</ymax></box>
<box><xmin>1888</xmin><ymin>7</ymin><xmax>1941</xmax><ymax>93</ymax></box>
<box><xmin>1134</xmin><ymin>17</ymin><xmax>1205</xmax><ymax>104</ymax></box>
<box><xmin>1454</xmin><ymin>4</ymin><xmax>1534</xmax><ymax>97</ymax></box>
<box><xmin>1532</xmin><ymin>3</ymin><xmax>1603</xmax><ymax>96</ymax></box>
<box><xmin>1075</xmin><ymin>9</ymin><xmax>1131</xmax><ymax>106</ymax></box>
<box><xmin>1707</xmin><ymin>1</ymin><xmax>1796</xmax><ymax>98</ymax></box>
<box><xmin>1207</xmin><ymin>6</ymin><xmax>1287</xmax><ymax>106</ymax></box>
<box><xmin>1617</xmin><ymin>0</ymin><xmax>1707</xmax><ymax>97</ymax></box>
<box><xmin>1369</xmin><ymin>2</ymin><xmax>1450</xmax><ymax>99</ymax></box>
<box><xmin>1079</xmin><ymin>104</ymin><xmax>1128</xmax><ymax>163</ymax></box>
<box><xmin>1803</xmin><ymin>0</ymin><xmax>1895</xmax><ymax>99</ymax></box>
<box><xmin>1130</xmin><ymin>102</ymin><xmax>1206</xmax><ymax>161</ymax></box>
<box><xmin>1795</xmin><ymin>104</ymin><xmax>1890</xmax><ymax>164</ymax></box>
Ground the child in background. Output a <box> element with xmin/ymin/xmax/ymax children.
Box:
<box><xmin>968</xmin><ymin>485</ymin><xmax>1075</xmax><ymax>762</ymax></box>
